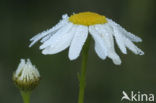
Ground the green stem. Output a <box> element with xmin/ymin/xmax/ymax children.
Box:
<box><xmin>20</xmin><ymin>91</ymin><xmax>31</xmax><ymax>103</ymax></box>
<box><xmin>78</xmin><ymin>35</ymin><xmax>91</xmax><ymax>103</ymax></box>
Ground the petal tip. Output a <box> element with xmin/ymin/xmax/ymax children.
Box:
<box><xmin>29</xmin><ymin>43</ymin><xmax>34</xmax><ymax>48</ymax></box>
<box><xmin>113</xmin><ymin>59</ymin><xmax>122</xmax><ymax>65</ymax></box>
<box><xmin>42</xmin><ymin>50</ymin><xmax>48</xmax><ymax>55</ymax></box>
<box><xmin>138</xmin><ymin>51</ymin><xmax>144</xmax><ymax>55</ymax></box>
<box><xmin>68</xmin><ymin>55</ymin><xmax>78</xmax><ymax>61</ymax></box>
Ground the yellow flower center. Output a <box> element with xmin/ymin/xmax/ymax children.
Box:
<box><xmin>69</xmin><ymin>12</ymin><xmax>107</xmax><ymax>26</ymax></box>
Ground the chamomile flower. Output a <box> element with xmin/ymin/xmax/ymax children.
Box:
<box><xmin>29</xmin><ymin>12</ymin><xmax>144</xmax><ymax>65</ymax></box>
<box><xmin>13</xmin><ymin>59</ymin><xmax>40</xmax><ymax>91</ymax></box>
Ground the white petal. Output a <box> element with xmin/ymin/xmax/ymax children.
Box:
<box><xmin>107</xmin><ymin>18</ymin><xmax>142</xmax><ymax>42</ymax></box>
<box><xmin>107</xmin><ymin>18</ymin><xmax>144</xmax><ymax>56</ymax></box>
<box><xmin>107</xmin><ymin>19</ymin><xmax>127</xmax><ymax>54</ymax></box>
<box><xmin>15</xmin><ymin>59</ymin><xmax>25</xmax><ymax>77</ymax></box>
<box><xmin>40</xmin><ymin>22</ymin><xmax>73</xmax><ymax>49</ymax></box>
<box><xmin>40</xmin><ymin>33</ymin><xmax>53</xmax><ymax>43</ymax></box>
<box><xmin>30</xmin><ymin>14</ymin><xmax>68</xmax><ymax>41</ymax></box>
<box><xmin>94</xmin><ymin>42</ymin><xmax>107</xmax><ymax>60</ymax></box>
<box><xmin>42</xmin><ymin>25</ymin><xmax>77</xmax><ymax>54</ymax></box>
<box><xmin>29</xmin><ymin>14</ymin><xmax>69</xmax><ymax>47</ymax></box>
<box><xmin>94</xmin><ymin>24</ymin><xmax>121</xmax><ymax>65</ymax></box>
<box><xmin>107</xmin><ymin>53</ymin><xmax>121</xmax><ymax>65</ymax></box>
<box><xmin>89</xmin><ymin>26</ymin><xmax>107</xmax><ymax>59</ymax></box>
<box><xmin>94</xmin><ymin>24</ymin><xmax>114</xmax><ymax>48</ymax></box>
<box><xmin>123</xmin><ymin>31</ymin><xmax>142</xmax><ymax>42</ymax></box>
<box><xmin>68</xmin><ymin>25</ymin><xmax>88</xmax><ymax>60</ymax></box>
<box><xmin>124</xmin><ymin>38</ymin><xmax>144</xmax><ymax>55</ymax></box>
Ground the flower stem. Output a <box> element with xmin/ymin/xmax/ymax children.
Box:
<box><xmin>20</xmin><ymin>91</ymin><xmax>31</xmax><ymax>103</ymax></box>
<box><xmin>78</xmin><ymin>35</ymin><xmax>91</xmax><ymax>103</ymax></box>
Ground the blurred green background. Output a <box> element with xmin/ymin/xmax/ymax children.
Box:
<box><xmin>0</xmin><ymin>0</ymin><xmax>156</xmax><ymax>103</ymax></box>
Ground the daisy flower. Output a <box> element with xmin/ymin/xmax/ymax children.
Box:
<box><xmin>29</xmin><ymin>12</ymin><xmax>144</xmax><ymax>65</ymax></box>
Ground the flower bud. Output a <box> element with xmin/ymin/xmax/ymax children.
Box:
<box><xmin>13</xmin><ymin>59</ymin><xmax>40</xmax><ymax>91</ymax></box>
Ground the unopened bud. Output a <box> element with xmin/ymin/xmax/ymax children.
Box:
<box><xmin>13</xmin><ymin>59</ymin><xmax>40</xmax><ymax>91</ymax></box>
